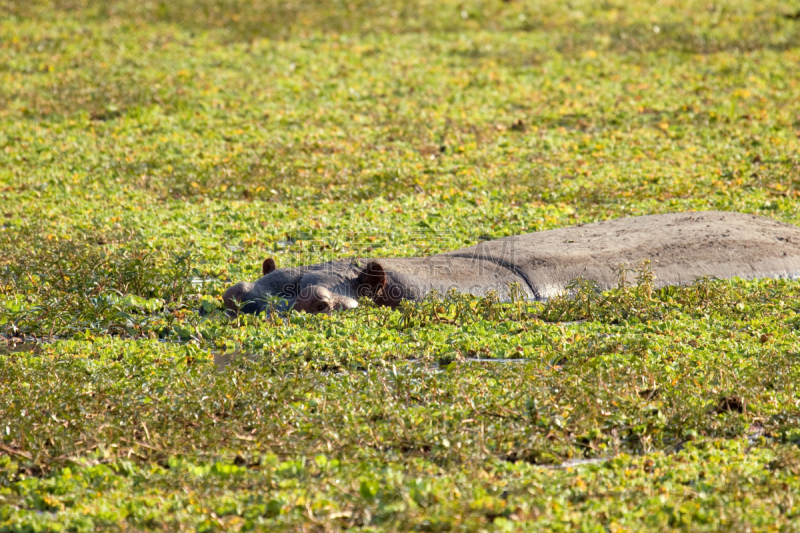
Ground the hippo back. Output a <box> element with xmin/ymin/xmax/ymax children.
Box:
<box><xmin>444</xmin><ymin>211</ymin><xmax>800</xmax><ymax>299</ymax></box>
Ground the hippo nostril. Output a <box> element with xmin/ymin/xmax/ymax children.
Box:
<box><xmin>239</xmin><ymin>302</ymin><xmax>261</xmax><ymax>315</ymax></box>
<box><xmin>223</xmin><ymin>282</ymin><xmax>255</xmax><ymax>314</ymax></box>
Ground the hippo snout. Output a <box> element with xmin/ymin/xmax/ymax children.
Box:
<box><xmin>222</xmin><ymin>256</ymin><xmax>383</xmax><ymax>316</ymax></box>
<box><xmin>292</xmin><ymin>286</ymin><xmax>358</xmax><ymax>314</ymax></box>
<box><xmin>222</xmin><ymin>281</ymin><xmax>255</xmax><ymax>316</ymax></box>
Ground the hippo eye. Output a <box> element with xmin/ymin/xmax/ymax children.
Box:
<box><xmin>315</xmin><ymin>302</ymin><xmax>329</xmax><ymax>312</ymax></box>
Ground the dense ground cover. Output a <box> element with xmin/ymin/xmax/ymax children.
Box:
<box><xmin>2</xmin><ymin>0</ymin><xmax>800</xmax><ymax>530</ymax></box>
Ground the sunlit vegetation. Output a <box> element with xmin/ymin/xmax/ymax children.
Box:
<box><xmin>2</xmin><ymin>0</ymin><xmax>800</xmax><ymax>530</ymax></box>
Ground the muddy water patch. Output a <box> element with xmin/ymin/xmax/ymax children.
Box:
<box><xmin>549</xmin><ymin>457</ymin><xmax>609</xmax><ymax>469</ymax></box>
<box><xmin>0</xmin><ymin>340</ymin><xmax>43</xmax><ymax>356</ymax></box>
<box><xmin>210</xmin><ymin>351</ymin><xmax>541</xmax><ymax>371</ymax></box>
<box><xmin>463</xmin><ymin>358</ymin><xmax>529</xmax><ymax>364</ymax></box>
<box><xmin>212</xmin><ymin>350</ymin><xmax>262</xmax><ymax>369</ymax></box>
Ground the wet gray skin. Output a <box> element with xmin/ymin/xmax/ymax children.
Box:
<box><xmin>223</xmin><ymin>211</ymin><xmax>800</xmax><ymax>316</ymax></box>
<box><xmin>223</xmin><ymin>260</ymin><xmax>369</xmax><ymax>316</ymax></box>
<box><xmin>223</xmin><ymin>255</ymin><xmax>525</xmax><ymax>316</ymax></box>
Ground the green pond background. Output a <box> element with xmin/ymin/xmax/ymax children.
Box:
<box><xmin>2</xmin><ymin>0</ymin><xmax>800</xmax><ymax>530</ymax></box>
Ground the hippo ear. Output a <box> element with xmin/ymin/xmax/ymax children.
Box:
<box><xmin>356</xmin><ymin>261</ymin><xmax>387</xmax><ymax>298</ymax></box>
<box><xmin>262</xmin><ymin>257</ymin><xmax>277</xmax><ymax>276</ymax></box>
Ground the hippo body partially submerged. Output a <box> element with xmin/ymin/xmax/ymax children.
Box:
<box><xmin>223</xmin><ymin>211</ymin><xmax>800</xmax><ymax>315</ymax></box>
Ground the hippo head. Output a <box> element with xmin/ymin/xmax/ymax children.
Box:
<box><xmin>223</xmin><ymin>257</ymin><xmax>388</xmax><ymax>316</ymax></box>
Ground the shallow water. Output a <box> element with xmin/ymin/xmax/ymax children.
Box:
<box><xmin>190</xmin><ymin>277</ymin><xmax>219</xmax><ymax>286</ymax></box>
<box><xmin>550</xmin><ymin>457</ymin><xmax>609</xmax><ymax>469</ymax></box>
<box><xmin>0</xmin><ymin>341</ymin><xmax>40</xmax><ymax>355</ymax></box>
<box><xmin>212</xmin><ymin>350</ymin><xmax>262</xmax><ymax>369</ymax></box>
<box><xmin>464</xmin><ymin>358</ymin><xmax>529</xmax><ymax>363</ymax></box>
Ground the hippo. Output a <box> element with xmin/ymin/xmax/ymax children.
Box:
<box><xmin>223</xmin><ymin>211</ymin><xmax>800</xmax><ymax>315</ymax></box>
